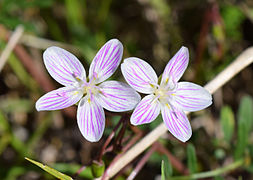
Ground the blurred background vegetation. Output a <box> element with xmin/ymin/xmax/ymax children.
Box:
<box><xmin>0</xmin><ymin>0</ymin><xmax>253</xmax><ymax>179</ymax></box>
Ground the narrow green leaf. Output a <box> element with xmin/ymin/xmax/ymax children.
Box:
<box><xmin>0</xmin><ymin>110</ymin><xmax>10</xmax><ymax>131</ymax></box>
<box><xmin>0</xmin><ymin>98</ymin><xmax>32</xmax><ymax>113</ymax></box>
<box><xmin>161</xmin><ymin>160</ymin><xmax>166</xmax><ymax>180</ymax></box>
<box><xmin>187</xmin><ymin>143</ymin><xmax>198</xmax><ymax>174</ymax></box>
<box><xmin>0</xmin><ymin>110</ymin><xmax>28</xmax><ymax>157</ymax></box>
<box><xmin>161</xmin><ymin>156</ymin><xmax>173</xmax><ymax>180</ymax></box>
<box><xmin>220</xmin><ymin>106</ymin><xmax>235</xmax><ymax>143</ymax></box>
<box><xmin>27</xmin><ymin>113</ymin><xmax>52</xmax><ymax>153</ymax></box>
<box><xmin>65</xmin><ymin>0</ymin><xmax>85</xmax><ymax>28</ymax></box>
<box><xmin>235</xmin><ymin>95</ymin><xmax>253</xmax><ymax>159</ymax></box>
<box><xmin>234</xmin><ymin>121</ymin><xmax>247</xmax><ymax>159</ymax></box>
<box><xmin>237</xmin><ymin>95</ymin><xmax>253</xmax><ymax>136</ymax></box>
<box><xmin>163</xmin><ymin>155</ymin><xmax>173</xmax><ymax>177</ymax></box>
<box><xmin>8</xmin><ymin>53</ymin><xmax>38</xmax><ymax>92</ymax></box>
<box><xmin>25</xmin><ymin>157</ymin><xmax>73</xmax><ymax>180</ymax></box>
<box><xmin>5</xmin><ymin>166</ymin><xmax>26</xmax><ymax>180</ymax></box>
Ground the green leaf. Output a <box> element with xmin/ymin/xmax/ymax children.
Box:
<box><xmin>234</xmin><ymin>120</ymin><xmax>247</xmax><ymax>159</ymax></box>
<box><xmin>8</xmin><ymin>53</ymin><xmax>38</xmax><ymax>92</ymax></box>
<box><xmin>161</xmin><ymin>156</ymin><xmax>172</xmax><ymax>180</ymax></box>
<box><xmin>161</xmin><ymin>160</ymin><xmax>166</xmax><ymax>180</ymax></box>
<box><xmin>237</xmin><ymin>95</ymin><xmax>253</xmax><ymax>136</ymax></box>
<box><xmin>221</xmin><ymin>5</ymin><xmax>245</xmax><ymax>40</ymax></box>
<box><xmin>220</xmin><ymin>106</ymin><xmax>235</xmax><ymax>143</ymax></box>
<box><xmin>163</xmin><ymin>155</ymin><xmax>173</xmax><ymax>177</ymax></box>
<box><xmin>0</xmin><ymin>98</ymin><xmax>33</xmax><ymax>113</ymax></box>
<box><xmin>65</xmin><ymin>0</ymin><xmax>85</xmax><ymax>29</ymax></box>
<box><xmin>187</xmin><ymin>143</ymin><xmax>198</xmax><ymax>174</ymax></box>
<box><xmin>235</xmin><ymin>95</ymin><xmax>253</xmax><ymax>159</ymax></box>
<box><xmin>0</xmin><ymin>110</ymin><xmax>28</xmax><ymax>157</ymax></box>
<box><xmin>25</xmin><ymin>157</ymin><xmax>73</xmax><ymax>180</ymax></box>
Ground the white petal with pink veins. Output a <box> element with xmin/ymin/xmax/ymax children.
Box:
<box><xmin>97</xmin><ymin>81</ymin><xmax>141</xmax><ymax>112</ymax></box>
<box><xmin>171</xmin><ymin>82</ymin><xmax>212</xmax><ymax>112</ymax></box>
<box><xmin>130</xmin><ymin>94</ymin><xmax>161</xmax><ymax>125</ymax></box>
<box><xmin>121</xmin><ymin>57</ymin><xmax>158</xmax><ymax>94</ymax></box>
<box><xmin>43</xmin><ymin>46</ymin><xmax>86</xmax><ymax>86</ymax></box>
<box><xmin>77</xmin><ymin>97</ymin><xmax>105</xmax><ymax>142</ymax></box>
<box><xmin>89</xmin><ymin>39</ymin><xmax>123</xmax><ymax>84</ymax></box>
<box><xmin>36</xmin><ymin>86</ymin><xmax>83</xmax><ymax>111</ymax></box>
<box><xmin>161</xmin><ymin>46</ymin><xmax>189</xmax><ymax>84</ymax></box>
<box><xmin>161</xmin><ymin>104</ymin><xmax>192</xmax><ymax>142</ymax></box>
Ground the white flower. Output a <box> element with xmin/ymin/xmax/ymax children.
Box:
<box><xmin>36</xmin><ymin>39</ymin><xmax>140</xmax><ymax>142</ymax></box>
<box><xmin>121</xmin><ymin>47</ymin><xmax>212</xmax><ymax>142</ymax></box>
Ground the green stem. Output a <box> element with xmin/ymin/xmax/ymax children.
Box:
<box><xmin>170</xmin><ymin>159</ymin><xmax>244</xmax><ymax>180</ymax></box>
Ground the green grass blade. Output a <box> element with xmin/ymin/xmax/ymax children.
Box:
<box><xmin>237</xmin><ymin>95</ymin><xmax>253</xmax><ymax>136</ymax></box>
<box><xmin>161</xmin><ymin>160</ymin><xmax>166</xmax><ymax>180</ymax></box>
<box><xmin>187</xmin><ymin>143</ymin><xmax>198</xmax><ymax>174</ymax></box>
<box><xmin>235</xmin><ymin>95</ymin><xmax>253</xmax><ymax>159</ymax></box>
<box><xmin>25</xmin><ymin>157</ymin><xmax>73</xmax><ymax>180</ymax></box>
<box><xmin>220</xmin><ymin>106</ymin><xmax>235</xmax><ymax>143</ymax></box>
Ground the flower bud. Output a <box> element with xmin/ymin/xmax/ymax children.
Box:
<box><xmin>91</xmin><ymin>160</ymin><xmax>105</xmax><ymax>178</ymax></box>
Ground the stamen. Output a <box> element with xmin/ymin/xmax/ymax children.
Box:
<box><xmin>149</xmin><ymin>82</ymin><xmax>159</xmax><ymax>88</ymax></box>
<box><xmin>165</xmin><ymin>77</ymin><xmax>169</xmax><ymax>83</ymax></box>
<box><xmin>163</xmin><ymin>76</ymin><xmax>177</xmax><ymax>91</ymax></box>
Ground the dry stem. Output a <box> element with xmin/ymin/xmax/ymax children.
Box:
<box><xmin>0</xmin><ymin>25</ymin><xmax>24</xmax><ymax>72</ymax></box>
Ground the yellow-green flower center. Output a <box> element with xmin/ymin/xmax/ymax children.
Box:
<box><xmin>82</xmin><ymin>80</ymin><xmax>100</xmax><ymax>102</ymax></box>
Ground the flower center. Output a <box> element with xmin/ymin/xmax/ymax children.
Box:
<box><xmin>153</xmin><ymin>77</ymin><xmax>177</xmax><ymax>104</ymax></box>
<box><xmin>154</xmin><ymin>87</ymin><xmax>168</xmax><ymax>103</ymax></box>
<box><xmin>83</xmin><ymin>80</ymin><xmax>100</xmax><ymax>102</ymax></box>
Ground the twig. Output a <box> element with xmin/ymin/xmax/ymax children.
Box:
<box><xmin>126</xmin><ymin>143</ymin><xmax>158</xmax><ymax>180</ymax></box>
<box><xmin>0</xmin><ymin>25</ymin><xmax>24</xmax><ymax>72</ymax></box>
<box><xmin>103</xmin><ymin>47</ymin><xmax>253</xmax><ymax>179</ymax></box>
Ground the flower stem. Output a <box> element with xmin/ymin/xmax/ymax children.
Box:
<box><xmin>170</xmin><ymin>159</ymin><xmax>244</xmax><ymax>180</ymax></box>
<box><xmin>98</xmin><ymin>114</ymin><xmax>125</xmax><ymax>162</ymax></box>
<box><xmin>113</xmin><ymin>114</ymin><xmax>128</xmax><ymax>151</ymax></box>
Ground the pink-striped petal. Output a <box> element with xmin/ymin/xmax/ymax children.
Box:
<box><xmin>161</xmin><ymin>104</ymin><xmax>192</xmax><ymax>142</ymax></box>
<box><xmin>97</xmin><ymin>81</ymin><xmax>141</xmax><ymax>112</ymax></box>
<box><xmin>121</xmin><ymin>58</ymin><xmax>158</xmax><ymax>94</ymax></box>
<box><xmin>161</xmin><ymin>46</ymin><xmax>189</xmax><ymax>84</ymax></box>
<box><xmin>36</xmin><ymin>86</ymin><xmax>83</xmax><ymax>111</ymax></box>
<box><xmin>170</xmin><ymin>82</ymin><xmax>212</xmax><ymax>112</ymax></box>
<box><xmin>43</xmin><ymin>46</ymin><xmax>86</xmax><ymax>86</ymax></box>
<box><xmin>77</xmin><ymin>97</ymin><xmax>105</xmax><ymax>142</ymax></box>
<box><xmin>130</xmin><ymin>94</ymin><xmax>160</xmax><ymax>125</ymax></box>
<box><xmin>89</xmin><ymin>39</ymin><xmax>123</xmax><ymax>84</ymax></box>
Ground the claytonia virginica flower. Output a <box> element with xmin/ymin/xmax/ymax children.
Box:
<box><xmin>36</xmin><ymin>39</ymin><xmax>141</xmax><ymax>142</ymax></box>
<box><xmin>121</xmin><ymin>47</ymin><xmax>212</xmax><ymax>142</ymax></box>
